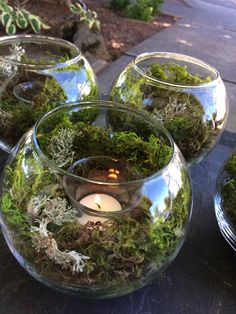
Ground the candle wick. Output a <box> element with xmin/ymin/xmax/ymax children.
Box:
<box><xmin>95</xmin><ymin>203</ymin><xmax>101</xmax><ymax>209</ymax></box>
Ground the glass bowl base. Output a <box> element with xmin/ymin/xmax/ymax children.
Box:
<box><xmin>214</xmin><ymin>193</ymin><xmax>236</xmax><ymax>251</ymax></box>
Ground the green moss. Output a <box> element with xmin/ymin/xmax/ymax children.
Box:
<box><xmin>149</xmin><ymin>62</ymin><xmax>212</xmax><ymax>85</ymax></box>
<box><xmin>220</xmin><ymin>151</ymin><xmax>236</xmax><ymax>227</ymax></box>
<box><xmin>37</xmin><ymin>117</ymin><xmax>172</xmax><ymax>178</ymax></box>
<box><xmin>32</xmin><ymin>77</ymin><xmax>67</xmax><ymax>115</ymax></box>
<box><xmin>1</xmin><ymin>192</ymin><xmax>29</xmax><ymax>233</ymax></box>
<box><xmin>69</xmin><ymin>107</ymin><xmax>99</xmax><ymax>125</ymax></box>
<box><xmin>224</xmin><ymin>152</ymin><xmax>236</xmax><ymax>177</ymax></box>
<box><xmin>164</xmin><ymin>116</ymin><xmax>209</xmax><ymax>160</ymax></box>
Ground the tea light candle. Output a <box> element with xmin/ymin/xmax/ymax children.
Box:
<box><xmin>78</xmin><ymin>193</ymin><xmax>122</xmax><ymax>225</ymax></box>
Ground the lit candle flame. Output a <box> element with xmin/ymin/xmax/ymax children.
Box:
<box><xmin>94</xmin><ymin>194</ymin><xmax>101</xmax><ymax>209</ymax></box>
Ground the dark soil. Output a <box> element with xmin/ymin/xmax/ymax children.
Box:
<box><xmin>7</xmin><ymin>0</ymin><xmax>177</xmax><ymax>61</ymax></box>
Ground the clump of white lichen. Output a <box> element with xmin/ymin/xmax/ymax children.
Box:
<box><xmin>30</xmin><ymin>196</ymin><xmax>90</xmax><ymax>273</ymax></box>
<box><xmin>48</xmin><ymin>128</ymin><xmax>77</xmax><ymax>168</ymax></box>
<box><xmin>0</xmin><ymin>109</ymin><xmax>13</xmax><ymax>128</ymax></box>
<box><xmin>0</xmin><ymin>44</ymin><xmax>25</xmax><ymax>76</ymax></box>
<box><xmin>152</xmin><ymin>96</ymin><xmax>188</xmax><ymax>123</ymax></box>
<box><xmin>27</xmin><ymin>195</ymin><xmax>49</xmax><ymax>218</ymax></box>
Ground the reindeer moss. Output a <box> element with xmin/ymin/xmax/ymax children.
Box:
<box><xmin>149</xmin><ymin>62</ymin><xmax>211</xmax><ymax>84</ymax></box>
<box><xmin>220</xmin><ymin>151</ymin><xmax>236</xmax><ymax>227</ymax></box>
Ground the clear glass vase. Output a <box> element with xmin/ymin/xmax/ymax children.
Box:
<box><xmin>0</xmin><ymin>100</ymin><xmax>192</xmax><ymax>298</ymax></box>
<box><xmin>0</xmin><ymin>34</ymin><xmax>100</xmax><ymax>151</ymax></box>
<box><xmin>214</xmin><ymin>150</ymin><xmax>236</xmax><ymax>251</ymax></box>
<box><xmin>110</xmin><ymin>52</ymin><xmax>227</xmax><ymax>164</ymax></box>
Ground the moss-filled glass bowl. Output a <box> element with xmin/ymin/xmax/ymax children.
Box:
<box><xmin>0</xmin><ymin>100</ymin><xmax>192</xmax><ymax>298</ymax></box>
<box><xmin>215</xmin><ymin>150</ymin><xmax>236</xmax><ymax>251</ymax></box>
<box><xmin>0</xmin><ymin>34</ymin><xmax>99</xmax><ymax>150</ymax></box>
<box><xmin>110</xmin><ymin>52</ymin><xmax>227</xmax><ymax>164</ymax></box>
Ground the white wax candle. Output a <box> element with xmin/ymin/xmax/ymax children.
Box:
<box><xmin>78</xmin><ymin>193</ymin><xmax>122</xmax><ymax>225</ymax></box>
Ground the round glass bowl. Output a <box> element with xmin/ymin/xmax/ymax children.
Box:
<box><xmin>110</xmin><ymin>52</ymin><xmax>227</xmax><ymax>164</ymax></box>
<box><xmin>215</xmin><ymin>150</ymin><xmax>236</xmax><ymax>251</ymax></box>
<box><xmin>0</xmin><ymin>34</ymin><xmax>99</xmax><ymax>150</ymax></box>
<box><xmin>0</xmin><ymin>101</ymin><xmax>192</xmax><ymax>298</ymax></box>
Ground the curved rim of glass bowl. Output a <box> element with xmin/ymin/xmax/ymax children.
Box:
<box><xmin>133</xmin><ymin>51</ymin><xmax>220</xmax><ymax>88</ymax></box>
<box><xmin>214</xmin><ymin>158</ymin><xmax>236</xmax><ymax>250</ymax></box>
<box><xmin>0</xmin><ymin>34</ymin><xmax>81</xmax><ymax>69</ymax></box>
<box><xmin>33</xmin><ymin>100</ymin><xmax>176</xmax><ymax>186</ymax></box>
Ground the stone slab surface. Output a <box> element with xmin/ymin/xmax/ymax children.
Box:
<box><xmin>201</xmin><ymin>0</ymin><xmax>236</xmax><ymax>10</ymax></box>
<box><xmin>162</xmin><ymin>0</ymin><xmax>193</xmax><ymax>17</ymax></box>
<box><xmin>187</xmin><ymin>0</ymin><xmax>236</xmax><ymax>11</ymax></box>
